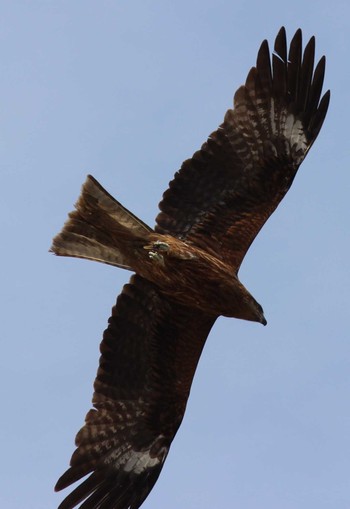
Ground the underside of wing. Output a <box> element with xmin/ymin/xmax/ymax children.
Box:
<box><xmin>155</xmin><ymin>27</ymin><xmax>330</xmax><ymax>271</ymax></box>
<box><xmin>55</xmin><ymin>275</ymin><xmax>216</xmax><ymax>509</ymax></box>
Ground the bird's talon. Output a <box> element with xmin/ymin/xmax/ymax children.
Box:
<box><xmin>153</xmin><ymin>241</ymin><xmax>169</xmax><ymax>252</ymax></box>
<box><xmin>144</xmin><ymin>240</ymin><xmax>170</xmax><ymax>253</ymax></box>
<box><xmin>148</xmin><ymin>251</ymin><xmax>164</xmax><ymax>264</ymax></box>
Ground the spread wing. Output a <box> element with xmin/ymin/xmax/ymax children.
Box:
<box><xmin>55</xmin><ymin>275</ymin><xmax>216</xmax><ymax>509</ymax></box>
<box><xmin>155</xmin><ymin>27</ymin><xmax>330</xmax><ymax>271</ymax></box>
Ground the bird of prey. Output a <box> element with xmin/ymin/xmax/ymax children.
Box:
<box><xmin>51</xmin><ymin>27</ymin><xmax>329</xmax><ymax>509</ymax></box>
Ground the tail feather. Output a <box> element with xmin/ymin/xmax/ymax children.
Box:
<box><xmin>50</xmin><ymin>175</ymin><xmax>152</xmax><ymax>270</ymax></box>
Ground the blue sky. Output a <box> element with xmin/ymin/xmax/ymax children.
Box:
<box><xmin>1</xmin><ymin>1</ymin><xmax>349</xmax><ymax>508</ymax></box>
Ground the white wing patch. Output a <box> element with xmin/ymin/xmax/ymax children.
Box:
<box><xmin>124</xmin><ymin>446</ymin><xmax>167</xmax><ymax>474</ymax></box>
<box><xmin>107</xmin><ymin>435</ymin><xmax>168</xmax><ymax>475</ymax></box>
<box><xmin>290</xmin><ymin>117</ymin><xmax>308</xmax><ymax>153</ymax></box>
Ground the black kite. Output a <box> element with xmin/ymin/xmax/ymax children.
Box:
<box><xmin>51</xmin><ymin>27</ymin><xmax>329</xmax><ymax>509</ymax></box>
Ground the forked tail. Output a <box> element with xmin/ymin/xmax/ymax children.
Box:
<box><xmin>50</xmin><ymin>175</ymin><xmax>153</xmax><ymax>270</ymax></box>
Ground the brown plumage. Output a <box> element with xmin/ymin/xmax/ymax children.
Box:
<box><xmin>51</xmin><ymin>27</ymin><xmax>329</xmax><ymax>509</ymax></box>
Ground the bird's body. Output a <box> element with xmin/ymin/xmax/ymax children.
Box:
<box><xmin>142</xmin><ymin>234</ymin><xmax>264</xmax><ymax>321</ymax></box>
<box><xmin>51</xmin><ymin>27</ymin><xmax>329</xmax><ymax>509</ymax></box>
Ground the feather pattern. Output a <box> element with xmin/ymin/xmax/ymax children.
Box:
<box><xmin>55</xmin><ymin>276</ymin><xmax>215</xmax><ymax>508</ymax></box>
<box><xmin>155</xmin><ymin>27</ymin><xmax>330</xmax><ymax>271</ymax></box>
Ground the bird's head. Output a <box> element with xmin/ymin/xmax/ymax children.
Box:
<box><xmin>239</xmin><ymin>293</ymin><xmax>267</xmax><ymax>326</ymax></box>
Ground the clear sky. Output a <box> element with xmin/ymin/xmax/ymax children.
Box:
<box><xmin>1</xmin><ymin>1</ymin><xmax>349</xmax><ymax>508</ymax></box>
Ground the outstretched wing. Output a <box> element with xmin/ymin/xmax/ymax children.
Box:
<box><xmin>55</xmin><ymin>275</ymin><xmax>216</xmax><ymax>509</ymax></box>
<box><xmin>155</xmin><ymin>27</ymin><xmax>330</xmax><ymax>271</ymax></box>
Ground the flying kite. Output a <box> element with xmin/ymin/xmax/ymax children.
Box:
<box><xmin>51</xmin><ymin>27</ymin><xmax>329</xmax><ymax>509</ymax></box>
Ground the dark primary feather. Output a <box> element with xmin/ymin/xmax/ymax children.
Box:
<box><xmin>56</xmin><ymin>275</ymin><xmax>215</xmax><ymax>508</ymax></box>
<box><xmin>155</xmin><ymin>27</ymin><xmax>330</xmax><ymax>271</ymax></box>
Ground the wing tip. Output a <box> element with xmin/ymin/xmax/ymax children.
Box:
<box><xmin>249</xmin><ymin>27</ymin><xmax>329</xmax><ymax>143</ymax></box>
<box><xmin>55</xmin><ymin>463</ymin><xmax>165</xmax><ymax>509</ymax></box>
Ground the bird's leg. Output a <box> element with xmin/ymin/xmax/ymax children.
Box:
<box><xmin>151</xmin><ymin>240</ymin><xmax>170</xmax><ymax>252</ymax></box>
<box><xmin>148</xmin><ymin>251</ymin><xmax>165</xmax><ymax>264</ymax></box>
<box><xmin>143</xmin><ymin>240</ymin><xmax>170</xmax><ymax>264</ymax></box>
